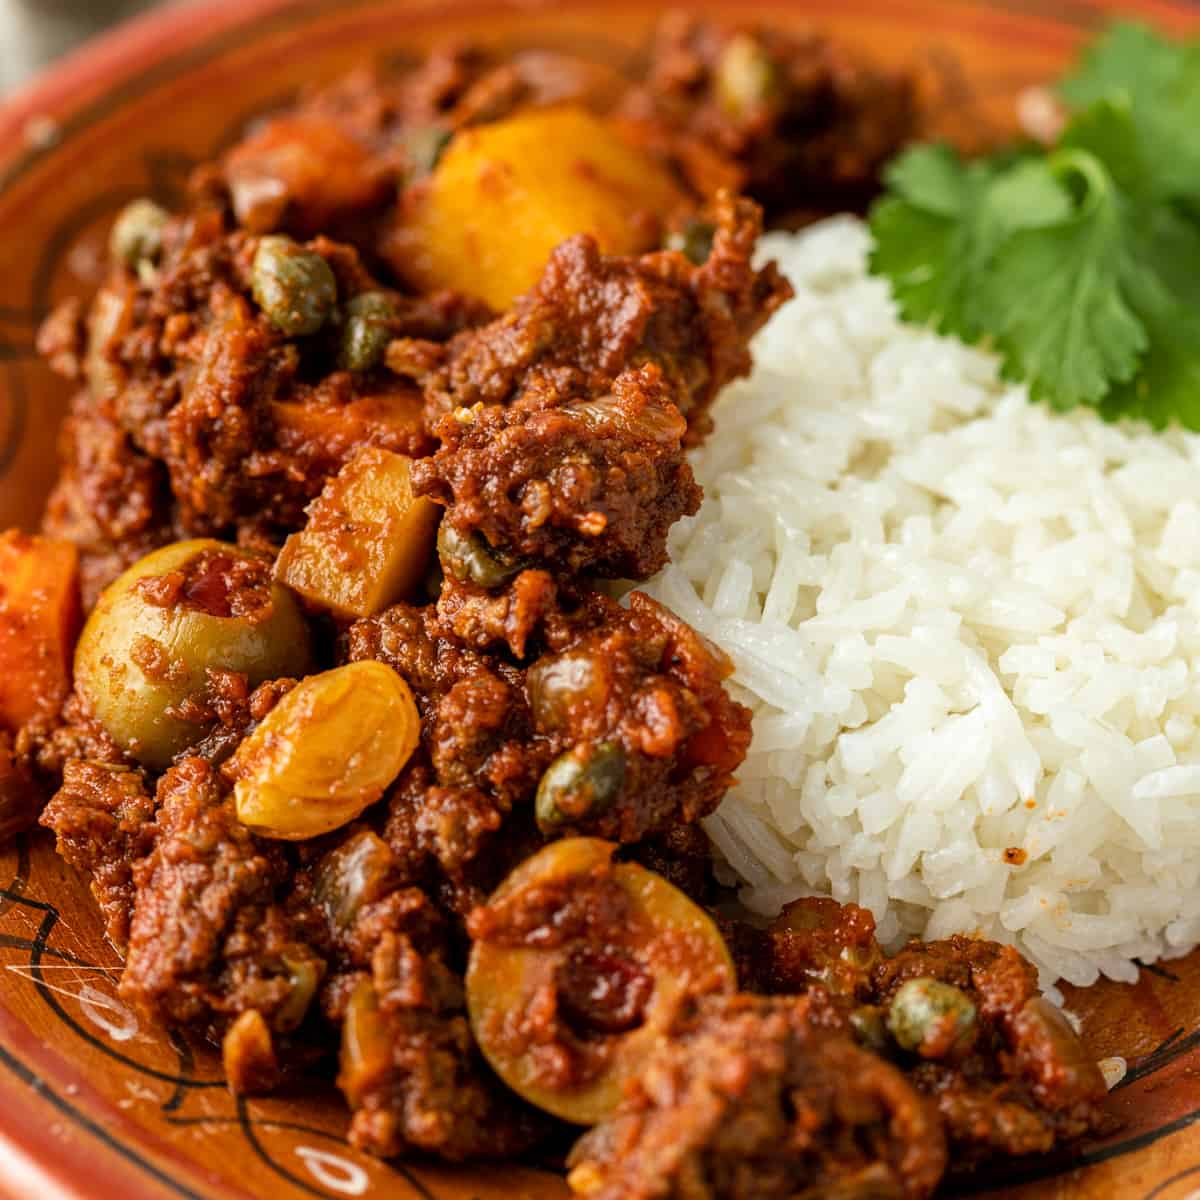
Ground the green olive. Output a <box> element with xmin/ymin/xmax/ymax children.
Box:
<box><xmin>314</xmin><ymin>829</ymin><xmax>395</xmax><ymax>927</ymax></box>
<box><xmin>275</xmin><ymin>949</ymin><xmax>322</xmax><ymax>1032</ymax></box>
<box><xmin>437</xmin><ymin>520</ymin><xmax>522</xmax><ymax>589</ymax></box>
<box><xmin>467</xmin><ymin>838</ymin><xmax>736</xmax><ymax>1125</ymax></box>
<box><xmin>715</xmin><ymin>34</ymin><xmax>777</xmax><ymax>117</ymax></box>
<box><xmin>251</xmin><ymin>235</ymin><xmax>337</xmax><ymax>336</ymax></box>
<box><xmin>339</xmin><ymin>978</ymin><xmax>391</xmax><ymax>1108</ymax></box>
<box><xmin>536</xmin><ymin>743</ymin><xmax>626</xmax><ymax>832</ymax></box>
<box><xmin>666</xmin><ymin>220</ymin><xmax>716</xmax><ymax>266</ymax></box>
<box><xmin>74</xmin><ymin>539</ymin><xmax>313</xmax><ymax>770</ymax></box>
<box><xmin>110</xmin><ymin>198</ymin><xmax>169</xmax><ymax>272</ymax></box>
<box><xmin>887</xmin><ymin>978</ymin><xmax>977</xmax><ymax>1058</ymax></box>
<box><xmin>339</xmin><ymin>291</ymin><xmax>398</xmax><ymax>372</ymax></box>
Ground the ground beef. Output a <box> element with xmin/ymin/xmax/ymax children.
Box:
<box><xmin>40</xmin><ymin>760</ymin><xmax>157</xmax><ymax>947</ymax></box>
<box><xmin>872</xmin><ymin>937</ymin><xmax>1109</xmax><ymax>1160</ymax></box>
<box><xmin>567</xmin><ymin>992</ymin><xmax>946</xmax><ymax>1200</ymax></box>
<box><xmin>119</xmin><ymin>757</ymin><xmax>323</xmax><ymax>1032</ymax></box>
<box><xmin>619</xmin><ymin>15</ymin><xmax>918</xmax><ymax>217</ymax></box>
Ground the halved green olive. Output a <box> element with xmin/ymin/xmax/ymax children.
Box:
<box><xmin>74</xmin><ymin>539</ymin><xmax>313</xmax><ymax>769</ymax></box>
<box><xmin>251</xmin><ymin>235</ymin><xmax>337</xmax><ymax>336</ymax></box>
<box><xmin>228</xmin><ymin>661</ymin><xmax>419</xmax><ymax>840</ymax></box>
<box><xmin>466</xmin><ymin>838</ymin><xmax>736</xmax><ymax>1125</ymax></box>
<box><xmin>887</xmin><ymin>978</ymin><xmax>977</xmax><ymax>1058</ymax></box>
<box><xmin>535</xmin><ymin>743</ymin><xmax>626</xmax><ymax>831</ymax></box>
<box><xmin>437</xmin><ymin>521</ymin><xmax>522</xmax><ymax>589</ymax></box>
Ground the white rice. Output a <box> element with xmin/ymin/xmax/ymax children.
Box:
<box><xmin>643</xmin><ymin>216</ymin><xmax>1200</xmax><ymax>991</ymax></box>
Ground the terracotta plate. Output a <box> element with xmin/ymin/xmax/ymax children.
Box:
<box><xmin>2</xmin><ymin>1</ymin><xmax>1200</xmax><ymax>1197</ymax></box>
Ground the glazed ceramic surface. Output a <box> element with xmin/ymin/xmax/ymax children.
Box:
<box><xmin>2</xmin><ymin>2</ymin><xmax>1200</xmax><ymax>1197</ymax></box>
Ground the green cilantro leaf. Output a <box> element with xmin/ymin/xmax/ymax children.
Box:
<box><xmin>1061</xmin><ymin>22</ymin><xmax>1200</xmax><ymax>202</ymax></box>
<box><xmin>979</xmin><ymin>152</ymin><xmax>1145</xmax><ymax>410</ymax></box>
<box><xmin>868</xmin><ymin>21</ymin><xmax>1200</xmax><ymax>431</ymax></box>
<box><xmin>868</xmin><ymin>145</ymin><xmax>1062</xmax><ymax>340</ymax></box>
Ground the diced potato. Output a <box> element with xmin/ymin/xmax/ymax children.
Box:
<box><xmin>275</xmin><ymin>447</ymin><xmax>439</xmax><ymax>619</ymax></box>
<box><xmin>393</xmin><ymin>106</ymin><xmax>687</xmax><ymax>310</ymax></box>
<box><xmin>0</xmin><ymin>531</ymin><xmax>81</xmax><ymax>732</ymax></box>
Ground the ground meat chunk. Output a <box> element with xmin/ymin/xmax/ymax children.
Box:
<box><xmin>40</xmin><ymin>760</ymin><xmax>157</xmax><ymax>947</ymax></box>
<box><xmin>871</xmin><ymin>937</ymin><xmax>1109</xmax><ymax>1161</ymax></box>
<box><xmin>567</xmin><ymin>992</ymin><xmax>946</xmax><ymax>1200</ymax></box>
<box><xmin>41</xmin><ymin>214</ymin><xmax>475</xmax><ymax>587</ymax></box>
<box><xmin>43</xmin><ymin>394</ymin><xmax>175</xmax><ymax>606</ymax></box>
<box><xmin>121</xmin><ymin>757</ymin><xmax>323</xmax><ymax>1031</ymax></box>
<box><xmin>413</xmin><ymin>191</ymin><xmax>788</xmax><ymax>438</ymax></box>
<box><xmin>620</xmin><ymin>16</ymin><xmax>917</xmax><ymax>216</ymax></box>
<box><xmin>419</xmin><ymin>363</ymin><xmax>700</xmax><ymax>578</ymax></box>
<box><xmin>344</xmin><ymin>587</ymin><xmax>751</xmax><ymax>900</ymax></box>
<box><xmin>294</xmin><ymin>826</ymin><xmax>549</xmax><ymax>1161</ymax></box>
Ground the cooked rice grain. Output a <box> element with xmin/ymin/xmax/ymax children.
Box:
<box><xmin>643</xmin><ymin>217</ymin><xmax>1200</xmax><ymax>990</ymax></box>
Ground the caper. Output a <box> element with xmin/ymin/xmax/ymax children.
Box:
<box><xmin>666</xmin><ymin>219</ymin><xmax>716</xmax><ymax>266</ymax></box>
<box><xmin>110</xmin><ymin>198</ymin><xmax>169</xmax><ymax>273</ymax></box>
<box><xmin>404</xmin><ymin>124</ymin><xmax>453</xmax><ymax>179</ymax></box>
<box><xmin>536</xmin><ymin>743</ymin><xmax>626</xmax><ymax>831</ymax></box>
<box><xmin>339</xmin><ymin>291</ymin><xmax>398</xmax><ymax>372</ymax></box>
<box><xmin>437</xmin><ymin>520</ymin><xmax>522</xmax><ymax>589</ymax></box>
<box><xmin>848</xmin><ymin>1005</ymin><xmax>890</xmax><ymax>1053</ymax></box>
<box><xmin>886</xmin><ymin>978</ymin><xmax>977</xmax><ymax>1058</ymax></box>
<box><xmin>251</xmin><ymin>235</ymin><xmax>337</xmax><ymax>336</ymax></box>
<box><xmin>715</xmin><ymin>34</ymin><xmax>777</xmax><ymax>117</ymax></box>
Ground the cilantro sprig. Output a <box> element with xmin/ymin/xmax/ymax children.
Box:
<box><xmin>868</xmin><ymin>23</ymin><xmax>1200</xmax><ymax>429</ymax></box>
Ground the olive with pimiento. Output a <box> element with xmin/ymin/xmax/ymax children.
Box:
<box><xmin>466</xmin><ymin>837</ymin><xmax>737</xmax><ymax>1125</ymax></box>
<box><xmin>74</xmin><ymin>539</ymin><xmax>313</xmax><ymax>770</ymax></box>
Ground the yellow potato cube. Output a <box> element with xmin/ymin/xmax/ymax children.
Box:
<box><xmin>394</xmin><ymin>106</ymin><xmax>686</xmax><ymax>310</ymax></box>
<box><xmin>275</xmin><ymin>448</ymin><xmax>439</xmax><ymax>619</ymax></box>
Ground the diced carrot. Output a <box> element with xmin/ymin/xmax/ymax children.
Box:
<box><xmin>0</xmin><ymin>531</ymin><xmax>81</xmax><ymax>732</ymax></box>
<box><xmin>270</xmin><ymin>383</ymin><xmax>432</xmax><ymax>468</ymax></box>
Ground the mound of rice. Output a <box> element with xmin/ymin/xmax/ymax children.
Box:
<box><xmin>644</xmin><ymin>216</ymin><xmax>1200</xmax><ymax>993</ymax></box>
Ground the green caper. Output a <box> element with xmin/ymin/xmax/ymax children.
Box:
<box><xmin>251</xmin><ymin>235</ymin><xmax>337</xmax><ymax>336</ymax></box>
<box><xmin>339</xmin><ymin>291</ymin><xmax>398</xmax><ymax>372</ymax></box>
<box><xmin>848</xmin><ymin>1005</ymin><xmax>891</xmax><ymax>1053</ymax></box>
<box><xmin>886</xmin><ymin>978</ymin><xmax>977</xmax><ymax>1058</ymax></box>
<box><xmin>715</xmin><ymin>34</ymin><xmax>777</xmax><ymax>117</ymax></box>
<box><xmin>666</xmin><ymin>220</ymin><xmax>716</xmax><ymax>266</ymax></box>
<box><xmin>437</xmin><ymin>520</ymin><xmax>522</xmax><ymax>590</ymax></box>
<box><xmin>404</xmin><ymin>124</ymin><xmax>453</xmax><ymax>179</ymax></box>
<box><xmin>110</xmin><ymin>198</ymin><xmax>169</xmax><ymax>273</ymax></box>
<box><xmin>536</xmin><ymin>743</ymin><xmax>626</xmax><ymax>831</ymax></box>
